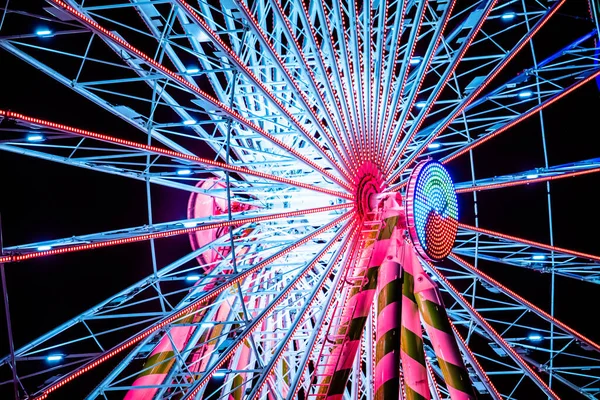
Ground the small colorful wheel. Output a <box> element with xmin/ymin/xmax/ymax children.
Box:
<box><xmin>406</xmin><ymin>160</ymin><xmax>459</xmax><ymax>261</ymax></box>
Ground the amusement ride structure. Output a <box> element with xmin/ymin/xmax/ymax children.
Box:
<box><xmin>1</xmin><ymin>0</ymin><xmax>600</xmax><ymax>398</ymax></box>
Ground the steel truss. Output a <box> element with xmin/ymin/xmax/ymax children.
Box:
<box><xmin>1</xmin><ymin>0</ymin><xmax>600</xmax><ymax>399</ymax></box>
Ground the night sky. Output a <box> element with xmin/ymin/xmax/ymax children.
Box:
<box><xmin>1</xmin><ymin>0</ymin><xmax>600</xmax><ymax>398</ymax></box>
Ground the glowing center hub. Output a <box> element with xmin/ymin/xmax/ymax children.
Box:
<box><xmin>406</xmin><ymin>160</ymin><xmax>458</xmax><ymax>261</ymax></box>
<box><xmin>354</xmin><ymin>162</ymin><xmax>385</xmax><ymax>219</ymax></box>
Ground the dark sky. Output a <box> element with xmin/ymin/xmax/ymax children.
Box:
<box><xmin>1</xmin><ymin>0</ymin><xmax>600</xmax><ymax>398</ymax></box>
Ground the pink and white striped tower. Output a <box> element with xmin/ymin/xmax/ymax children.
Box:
<box><xmin>373</xmin><ymin>193</ymin><xmax>405</xmax><ymax>399</ymax></box>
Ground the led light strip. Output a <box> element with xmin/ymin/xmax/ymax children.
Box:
<box><xmin>423</xmin><ymin>260</ymin><xmax>560</xmax><ymax>399</ymax></box>
<box><xmin>441</xmin><ymin>66</ymin><xmax>600</xmax><ymax>163</ymax></box>
<box><xmin>32</xmin><ymin>212</ymin><xmax>353</xmax><ymax>399</ymax></box>
<box><xmin>459</xmin><ymin>222</ymin><xmax>600</xmax><ymax>262</ymax></box>
<box><xmin>387</xmin><ymin>0</ymin><xmax>567</xmax><ymax>181</ymax></box>
<box><xmin>46</xmin><ymin>0</ymin><xmax>352</xmax><ymax>191</ymax></box>
<box><xmin>0</xmin><ymin>110</ymin><xmax>352</xmax><ymax>200</ymax></box>
<box><xmin>450</xmin><ymin>253</ymin><xmax>600</xmax><ymax>352</ymax></box>
<box><xmin>455</xmin><ymin>167</ymin><xmax>600</xmax><ymax>193</ymax></box>
<box><xmin>0</xmin><ymin>203</ymin><xmax>350</xmax><ymax>264</ymax></box>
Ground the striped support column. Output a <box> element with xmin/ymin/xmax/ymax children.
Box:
<box><xmin>322</xmin><ymin>194</ymin><xmax>404</xmax><ymax>399</ymax></box>
<box><xmin>412</xmin><ymin>259</ymin><xmax>475</xmax><ymax>400</ymax></box>
<box><xmin>401</xmin><ymin>240</ymin><xmax>430</xmax><ymax>400</ymax></box>
<box><xmin>374</xmin><ymin>222</ymin><xmax>403</xmax><ymax>399</ymax></box>
<box><xmin>124</xmin><ymin>309</ymin><xmax>206</xmax><ymax>400</ymax></box>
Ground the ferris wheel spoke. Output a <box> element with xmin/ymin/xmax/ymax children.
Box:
<box><xmin>172</xmin><ymin>0</ymin><xmax>353</xmax><ymax>180</ymax></box>
<box><xmin>232</xmin><ymin>220</ymin><xmax>355</xmax><ymax>399</ymax></box>
<box><xmin>454</xmin><ymin>223</ymin><xmax>600</xmax><ymax>282</ymax></box>
<box><xmin>387</xmin><ymin>0</ymin><xmax>567</xmax><ymax>185</ymax></box>
<box><xmin>380</xmin><ymin>0</ymin><xmax>458</xmax><ymax>167</ymax></box>
<box><xmin>164</xmin><ymin>0</ymin><xmax>353</xmax><ymax>180</ymax></box>
<box><xmin>264</xmin><ymin>0</ymin><xmax>355</xmax><ymax>172</ymax></box>
<box><xmin>373</xmin><ymin>0</ymin><xmax>408</xmax><ymax>160</ymax></box>
<box><xmin>378</xmin><ymin>0</ymin><xmax>428</xmax><ymax>165</ymax></box>
<box><xmin>384</xmin><ymin>0</ymin><xmax>497</xmax><ymax>175</ymax></box>
<box><xmin>455</xmin><ymin>157</ymin><xmax>600</xmax><ymax>193</ymax></box>
<box><xmin>26</xmin><ymin>212</ymin><xmax>352</xmax><ymax>400</ymax></box>
<box><xmin>48</xmin><ymin>1</ymin><xmax>352</xmax><ymax>191</ymax></box>
<box><xmin>86</xmin><ymin>218</ymin><xmax>355</xmax><ymax>399</ymax></box>
<box><xmin>0</xmin><ymin>110</ymin><xmax>351</xmax><ymax>200</ymax></box>
<box><xmin>281</xmin><ymin>0</ymin><xmax>360</xmax><ymax>173</ymax></box>
<box><xmin>443</xmin><ymin>254</ymin><xmax>600</xmax><ymax>397</ymax></box>
<box><xmin>378</xmin><ymin>0</ymin><xmax>457</xmax><ymax>166</ymax></box>
<box><xmin>0</xmin><ymin>204</ymin><xmax>350</xmax><ymax>264</ymax></box>
<box><xmin>337</xmin><ymin>0</ymin><xmax>361</xmax><ymax>152</ymax></box>
<box><xmin>423</xmin><ymin>260</ymin><xmax>560</xmax><ymax>399</ymax></box>
<box><xmin>440</xmin><ymin>67</ymin><xmax>600</xmax><ymax>164</ymax></box>
<box><xmin>448</xmin><ymin>322</ymin><xmax>502</xmax><ymax>399</ymax></box>
<box><xmin>0</xmin><ymin>36</ymin><xmax>209</xmax><ymax>158</ymax></box>
<box><xmin>158</xmin><ymin>218</ymin><xmax>353</xmax><ymax>400</ymax></box>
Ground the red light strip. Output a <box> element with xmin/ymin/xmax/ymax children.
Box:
<box><xmin>301</xmin><ymin>0</ymin><xmax>360</xmax><ymax>172</ymax></box>
<box><xmin>450</xmin><ymin>253</ymin><xmax>600</xmax><ymax>352</ymax></box>
<box><xmin>267</xmin><ymin>0</ymin><xmax>356</xmax><ymax>175</ymax></box>
<box><xmin>423</xmin><ymin>260</ymin><xmax>560</xmax><ymax>399</ymax></box>
<box><xmin>381</xmin><ymin>0</ymin><xmax>459</xmax><ymax>169</ymax></box>
<box><xmin>0</xmin><ymin>109</ymin><xmax>352</xmax><ymax>200</ymax></box>
<box><xmin>46</xmin><ymin>0</ymin><xmax>353</xmax><ymax>192</ymax></box>
<box><xmin>458</xmin><ymin>222</ymin><xmax>600</xmax><ymax>262</ymax></box>
<box><xmin>377</xmin><ymin>0</ymin><xmax>431</xmax><ymax>167</ymax></box>
<box><xmin>31</xmin><ymin>212</ymin><xmax>353</xmax><ymax>399</ymax></box>
<box><xmin>449</xmin><ymin>321</ymin><xmax>502</xmax><ymax>400</ymax></box>
<box><xmin>442</xmin><ymin>67</ymin><xmax>600</xmax><ymax>164</ymax></box>
<box><xmin>374</xmin><ymin>0</ymin><xmax>408</xmax><ymax>160</ymax></box>
<box><xmin>0</xmin><ymin>203</ymin><xmax>350</xmax><ymax>264</ymax></box>
<box><xmin>455</xmin><ymin>167</ymin><xmax>600</xmax><ymax>193</ymax></box>
<box><xmin>387</xmin><ymin>0</ymin><xmax>567</xmax><ymax>182</ymax></box>
<box><xmin>172</xmin><ymin>0</ymin><xmax>353</xmax><ymax>181</ymax></box>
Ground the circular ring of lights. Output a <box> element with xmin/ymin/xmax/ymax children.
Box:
<box><xmin>406</xmin><ymin>160</ymin><xmax>458</xmax><ymax>261</ymax></box>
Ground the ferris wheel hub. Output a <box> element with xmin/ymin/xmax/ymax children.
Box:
<box><xmin>354</xmin><ymin>161</ymin><xmax>385</xmax><ymax>219</ymax></box>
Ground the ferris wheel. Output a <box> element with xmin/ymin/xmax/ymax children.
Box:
<box><xmin>1</xmin><ymin>0</ymin><xmax>600</xmax><ymax>398</ymax></box>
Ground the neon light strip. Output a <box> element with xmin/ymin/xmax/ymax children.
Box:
<box><xmin>0</xmin><ymin>204</ymin><xmax>350</xmax><ymax>264</ymax></box>
<box><xmin>442</xmin><ymin>67</ymin><xmax>600</xmax><ymax>163</ymax></box>
<box><xmin>47</xmin><ymin>0</ymin><xmax>353</xmax><ymax>191</ymax></box>
<box><xmin>423</xmin><ymin>260</ymin><xmax>560</xmax><ymax>399</ymax></box>
<box><xmin>31</xmin><ymin>212</ymin><xmax>353</xmax><ymax>399</ymax></box>
<box><xmin>0</xmin><ymin>110</ymin><xmax>352</xmax><ymax>200</ymax></box>
<box><xmin>386</xmin><ymin>0</ymin><xmax>567</xmax><ymax>182</ymax></box>
<box><xmin>455</xmin><ymin>167</ymin><xmax>600</xmax><ymax>193</ymax></box>
<box><xmin>450</xmin><ymin>254</ymin><xmax>600</xmax><ymax>352</ymax></box>
<box><xmin>458</xmin><ymin>222</ymin><xmax>600</xmax><ymax>262</ymax></box>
